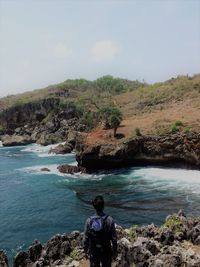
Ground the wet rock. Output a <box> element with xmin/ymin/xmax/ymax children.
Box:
<box><xmin>40</xmin><ymin>168</ymin><xmax>50</xmax><ymax>172</ymax></box>
<box><xmin>0</xmin><ymin>250</ymin><xmax>9</xmax><ymax>267</ymax></box>
<box><xmin>57</xmin><ymin>165</ymin><xmax>86</xmax><ymax>174</ymax></box>
<box><xmin>49</xmin><ymin>143</ymin><xmax>73</xmax><ymax>154</ymax></box>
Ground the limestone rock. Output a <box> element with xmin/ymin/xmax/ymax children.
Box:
<box><xmin>2</xmin><ymin>135</ymin><xmax>33</xmax><ymax>146</ymax></box>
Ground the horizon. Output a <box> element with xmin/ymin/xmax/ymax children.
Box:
<box><xmin>0</xmin><ymin>0</ymin><xmax>200</xmax><ymax>97</ymax></box>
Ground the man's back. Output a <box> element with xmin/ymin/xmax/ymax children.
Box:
<box><xmin>83</xmin><ymin>196</ymin><xmax>117</xmax><ymax>267</ymax></box>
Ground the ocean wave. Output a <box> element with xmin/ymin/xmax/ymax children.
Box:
<box><xmin>21</xmin><ymin>143</ymin><xmax>74</xmax><ymax>158</ymax></box>
<box><xmin>18</xmin><ymin>164</ymin><xmax>65</xmax><ymax>177</ymax></box>
<box><xmin>17</xmin><ymin>164</ymin><xmax>102</xmax><ymax>180</ymax></box>
<box><xmin>131</xmin><ymin>167</ymin><xmax>200</xmax><ymax>195</ymax></box>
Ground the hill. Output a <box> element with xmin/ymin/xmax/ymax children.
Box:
<box><xmin>0</xmin><ymin>74</ymin><xmax>199</xmax><ymax>146</ymax></box>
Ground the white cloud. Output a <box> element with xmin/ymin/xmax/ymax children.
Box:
<box><xmin>54</xmin><ymin>42</ymin><xmax>72</xmax><ymax>59</ymax></box>
<box><xmin>91</xmin><ymin>40</ymin><xmax>119</xmax><ymax>61</ymax></box>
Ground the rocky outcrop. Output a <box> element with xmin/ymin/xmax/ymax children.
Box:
<box><xmin>0</xmin><ymin>98</ymin><xmax>86</xmax><ymax>146</ymax></box>
<box><xmin>0</xmin><ymin>250</ymin><xmax>8</xmax><ymax>267</ymax></box>
<box><xmin>1</xmin><ymin>134</ymin><xmax>34</xmax><ymax>146</ymax></box>
<box><xmin>3</xmin><ymin>211</ymin><xmax>200</xmax><ymax>267</ymax></box>
<box><xmin>57</xmin><ymin>165</ymin><xmax>86</xmax><ymax>174</ymax></box>
<box><xmin>49</xmin><ymin>143</ymin><xmax>73</xmax><ymax>154</ymax></box>
<box><xmin>76</xmin><ymin>133</ymin><xmax>200</xmax><ymax>171</ymax></box>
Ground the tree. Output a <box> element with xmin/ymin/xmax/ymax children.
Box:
<box><xmin>108</xmin><ymin>114</ymin><xmax>122</xmax><ymax>137</ymax></box>
<box><xmin>98</xmin><ymin>106</ymin><xmax>122</xmax><ymax>136</ymax></box>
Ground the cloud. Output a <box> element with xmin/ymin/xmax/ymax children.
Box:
<box><xmin>54</xmin><ymin>42</ymin><xmax>72</xmax><ymax>59</ymax></box>
<box><xmin>91</xmin><ymin>40</ymin><xmax>119</xmax><ymax>61</ymax></box>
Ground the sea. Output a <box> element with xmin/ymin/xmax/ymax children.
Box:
<box><xmin>0</xmin><ymin>142</ymin><xmax>200</xmax><ymax>262</ymax></box>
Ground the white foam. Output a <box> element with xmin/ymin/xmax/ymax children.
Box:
<box><xmin>21</xmin><ymin>143</ymin><xmax>72</xmax><ymax>157</ymax></box>
<box><xmin>132</xmin><ymin>167</ymin><xmax>200</xmax><ymax>194</ymax></box>
<box><xmin>18</xmin><ymin>163</ymin><xmax>102</xmax><ymax>180</ymax></box>
<box><xmin>19</xmin><ymin>164</ymin><xmax>65</xmax><ymax>177</ymax></box>
<box><xmin>0</xmin><ymin>141</ymin><xmax>2</xmax><ymax>147</ymax></box>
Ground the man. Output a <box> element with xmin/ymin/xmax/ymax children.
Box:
<box><xmin>83</xmin><ymin>195</ymin><xmax>117</xmax><ymax>267</ymax></box>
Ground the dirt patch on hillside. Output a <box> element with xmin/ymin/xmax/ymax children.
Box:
<box><xmin>86</xmin><ymin>100</ymin><xmax>200</xmax><ymax>145</ymax></box>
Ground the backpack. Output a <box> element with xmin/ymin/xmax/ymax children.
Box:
<box><xmin>88</xmin><ymin>215</ymin><xmax>109</xmax><ymax>251</ymax></box>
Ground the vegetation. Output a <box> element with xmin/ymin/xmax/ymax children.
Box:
<box><xmin>0</xmin><ymin>73</ymin><xmax>200</xmax><ymax>135</ymax></box>
<box><xmin>170</xmin><ymin>120</ymin><xmax>184</xmax><ymax>134</ymax></box>
<box><xmin>129</xmin><ymin>225</ymin><xmax>138</xmax><ymax>241</ymax></box>
<box><xmin>82</xmin><ymin>111</ymin><xmax>94</xmax><ymax>131</ymax></box>
<box><xmin>133</xmin><ymin>127</ymin><xmax>142</xmax><ymax>136</ymax></box>
<box><xmin>161</xmin><ymin>214</ymin><xmax>183</xmax><ymax>233</ymax></box>
<box><xmin>98</xmin><ymin>107</ymin><xmax>122</xmax><ymax>136</ymax></box>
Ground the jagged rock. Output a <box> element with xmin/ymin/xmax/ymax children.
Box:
<box><xmin>35</xmin><ymin>257</ymin><xmax>49</xmax><ymax>267</ymax></box>
<box><xmin>0</xmin><ymin>250</ymin><xmax>9</xmax><ymax>267</ymax></box>
<box><xmin>60</xmin><ymin>240</ymin><xmax>71</xmax><ymax>257</ymax></box>
<box><xmin>13</xmin><ymin>251</ymin><xmax>31</xmax><ymax>267</ymax></box>
<box><xmin>159</xmin><ymin>228</ymin><xmax>175</xmax><ymax>245</ymax></box>
<box><xmin>7</xmin><ymin>211</ymin><xmax>200</xmax><ymax>267</ymax></box>
<box><xmin>49</xmin><ymin>143</ymin><xmax>73</xmax><ymax>154</ymax></box>
<box><xmin>76</xmin><ymin>133</ymin><xmax>200</xmax><ymax>171</ymax></box>
<box><xmin>191</xmin><ymin>224</ymin><xmax>200</xmax><ymax>245</ymax></box>
<box><xmin>57</xmin><ymin>165</ymin><xmax>86</xmax><ymax>174</ymax></box>
<box><xmin>28</xmin><ymin>240</ymin><xmax>43</xmax><ymax>262</ymax></box>
<box><xmin>36</xmin><ymin>133</ymin><xmax>65</xmax><ymax>146</ymax></box>
<box><xmin>1</xmin><ymin>134</ymin><xmax>33</xmax><ymax>146</ymax></box>
<box><xmin>45</xmin><ymin>234</ymin><xmax>63</xmax><ymax>261</ymax></box>
<box><xmin>68</xmin><ymin>231</ymin><xmax>83</xmax><ymax>249</ymax></box>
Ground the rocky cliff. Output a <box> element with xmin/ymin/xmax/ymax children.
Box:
<box><xmin>0</xmin><ymin>98</ymin><xmax>85</xmax><ymax>146</ymax></box>
<box><xmin>76</xmin><ymin>133</ymin><xmax>200</xmax><ymax>171</ymax></box>
<box><xmin>0</xmin><ymin>211</ymin><xmax>200</xmax><ymax>267</ymax></box>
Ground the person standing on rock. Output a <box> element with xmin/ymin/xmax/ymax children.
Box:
<box><xmin>83</xmin><ymin>195</ymin><xmax>117</xmax><ymax>267</ymax></box>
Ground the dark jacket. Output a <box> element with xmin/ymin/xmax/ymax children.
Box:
<box><xmin>83</xmin><ymin>212</ymin><xmax>117</xmax><ymax>254</ymax></box>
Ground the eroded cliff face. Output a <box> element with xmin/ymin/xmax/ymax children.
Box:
<box><xmin>76</xmin><ymin>133</ymin><xmax>200</xmax><ymax>171</ymax></box>
<box><xmin>0</xmin><ymin>98</ymin><xmax>85</xmax><ymax>146</ymax></box>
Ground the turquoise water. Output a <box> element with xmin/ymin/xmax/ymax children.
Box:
<box><xmin>0</xmin><ymin>143</ymin><xmax>200</xmax><ymax>262</ymax></box>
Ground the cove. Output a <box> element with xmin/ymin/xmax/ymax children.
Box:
<box><xmin>0</xmin><ymin>143</ymin><xmax>200</xmax><ymax>262</ymax></box>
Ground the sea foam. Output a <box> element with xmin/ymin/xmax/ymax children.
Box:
<box><xmin>132</xmin><ymin>167</ymin><xmax>200</xmax><ymax>195</ymax></box>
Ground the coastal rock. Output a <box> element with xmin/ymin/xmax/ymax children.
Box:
<box><xmin>57</xmin><ymin>165</ymin><xmax>86</xmax><ymax>174</ymax></box>
<box><xmin>76</xmin><ymin>133</ymin><xmax>200</xmax><ymax>171</ymax></box>
<box><xmin>0</xmin><ymin>250</ymin><xmax>9</xmax><ymax>267</ymax></box>
<box><xmin>40</xmin><ymin>168</ymin><xmax>50</xmax><ymax>172</ymax></box>
<box><xmin>28</xmin><ymin>240</ymin><xmax>43</xmax><ymax>262</ymax></box>
<box><xmin>1</xmin><ymin>134</ymin><xmax>33</xmax><ymax>147</ymax></box>
<box><xmin>4</xmin><ymin>211</ymin><xmax>200</xmax><ymax>267</ymax></box>
<box><xmin>36</xmin><ymin>132</ymin><xmax>65</xmax><ymax>146</ymax></box>
<box><xmin>13</xmin><ymin>252</ymin><xmax>32</xmax><ymax>267</ymax></box>
<box><xmin>49</xmin><ymin>143</ymin><xmax>73</xmax><ymax>154</ymax></box>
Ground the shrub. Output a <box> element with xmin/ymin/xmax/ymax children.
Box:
<box><xmin>161</xmin><ymin>214</ymin><xmax>183</xmax><ymax>233</ymax></box>
<box><xmin>134</xmin><ymin>127</ymin><xmax>142</xmax><ymax>136</ymax></box>
<box><xmin>82</xmin><ymin>111</ymin><xmax>94</xmax><ymax>131</ymax></box>
<box><xmin>170</xmin><ymin>124</ymin><xmax>178</xmax><ymax>134</ymax></box>
<box><xmin>175</xmin><ymin>120</ymin><xmax>183</xmax><ymax>127</ymax></box>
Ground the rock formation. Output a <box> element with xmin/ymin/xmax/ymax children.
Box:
<box><xmin>76</xmin><ymin>133</ymin><xmax>200</xmax><ymax>171</ymax></box>
<box><xmin>1</xmin><ymin>134</ymin><xmax>34</xmax><ymax>146</ymax></box>
<box><xmin>1</xmin><ymin>211</ymin><xmax>199</xmax><ymax>267</ymax></box>
<box><xmin>57</xmin><ymin>165</ymin><xmax>86</xmax><ymax>174</ymax></box>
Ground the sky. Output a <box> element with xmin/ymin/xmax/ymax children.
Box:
<box><xmin>0</xmin><ymin>0</ymin><xmax>200</xmax><ymax>97</ymax></box>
